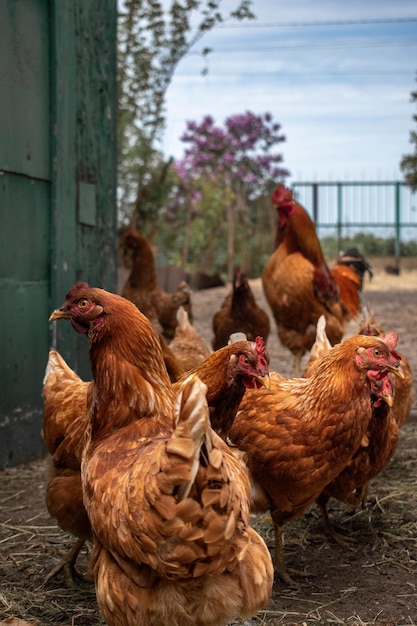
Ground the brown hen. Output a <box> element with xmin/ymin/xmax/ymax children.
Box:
<box><xmin>48</xmin><ymin>283</ymin><xmax>273</xmax><ymax>625</ymax></box>
<box><xmin>42</xmin><ymin>334</ymin><xmax>269</xmax><ymax>588</ymax></box>
<box><xmin>121</xmin><ymin>229</ymin><xmax>193</xmax><ymax>340</ymax></box>
<box><xmin>356</xmin><ymin>309</ymin><xmax>413</xmax><ymax>428</ymax></box>
<box><xmin>42</xmin><ymin>332</ymin><xmax>185</xmax><ymax>585</ymax></box>
<box><xmin>41</xmin><ymin>350</ymin><xmax>93</xmax><ymax>586</ymax></box>
<box><xmin>303</xmin><ymin>317</ymin><xmax>400</xmax><ymax>539</ymax></box>
<box><xmin>229</xmin><ymin>332</ymin><xmax>402</xmax><ymax>585</ymax></box>
<box><xmin>212</xmin><ymin>268</ymin><xmax>270</xmax><ymax>351</ymax></box>
<box><xmin>181</xmin><ymin>335</ymin><xmax>270</xmax><ymax>441</ymax></box>
<box><xmin>262</xmin><ymin>185</ymin><xmax>372</xmax><ymax>373</ymax></box>
<box><xmin>169</xmin><ymin>306</ymin><xmax>212</xmax><ymax>372</ymax></box>
<box><xmin>316</xmin><ymin>373</ymin><xmax>399</xmax><ymax>541</ymax></box>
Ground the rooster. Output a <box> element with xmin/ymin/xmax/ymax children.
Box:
<box><xmin>212</xmin><ymin>268</ymin><xmax>270</xmax><ymax>351</ymax></box>
<box><xmin>121</xmin><ymin>229</ymin><xmax>193</xmax><ymax>340</ymax></box>
<box><xmin>262</xmin><ymin>184</ymin><xmax>372</xmax><ymax>373</ymax></box>
<box><xmin>48</xmin><ymin>283</ymin><xmax>273</xmax><ymax>624</ymax></box>
<box><xmin>229</xmin><ymin>332</ymin><xmax>403</xmax><ymax>585</ymax></box>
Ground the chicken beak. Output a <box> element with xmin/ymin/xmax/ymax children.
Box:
<box><xmin>256</xmin><ymin>373</ymin><xmax>271</xmax><ymax>390</ymax></box>
<box><xmin>49</xmin><ymin>308</ymin><xmax>70</xmax><ymax>322</ymax></box>
<box><xmin>391</xmin><ymin>365</ymin><xmax>405</xmax><ymax>380</ymax></box>
<box><xmin>383</xmin><ymin>393</ymin><xmax>394</xmax><ymax>408</ymax></box>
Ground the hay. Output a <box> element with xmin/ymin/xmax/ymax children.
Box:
<box><xmin>1</xmin><ymin>283</ymin><xmax>416</xmax><ymax>625</ymax></box>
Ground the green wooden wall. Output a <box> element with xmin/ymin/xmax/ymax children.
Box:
<box><xmin>0</xmin><ymin>0</ymin><xmax>117</xmax><ymax>468</ymax></box>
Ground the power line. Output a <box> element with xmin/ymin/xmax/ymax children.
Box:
<box><xmin>218</xmin><ymin>17</ymin><xmax>417</xmax><ymax>29</ymax></box>
<box><xmin>192</xmin><ymin>70</ymin><xmax>413</xmax><ymax>77</ymax></box>
<box><xmin>189</xmin><ymin>38</ymin><xmax>417</xmax><ymax>55</ymax></box>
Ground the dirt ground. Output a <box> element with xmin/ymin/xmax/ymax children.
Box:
<box><xmin>1</xmin><ymin>263</ymin><xmax>416</xmax><ymax>626</ymax></box>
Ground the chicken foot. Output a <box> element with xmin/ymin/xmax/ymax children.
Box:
<box><xmin>273</xmin><ymin>522</ymin><xmax>311</xmax><ymax>587</ymax></box>
<box><xmin>317</xmin><ymin>484</ymin><xmax>370</xmax><ymax>544</ymax></box>
<box><xmin>45</xmin><ymin>537</ymin><xmax>88</xmax><ymax>587</ymax></box>
<box><xmin>316</xmin><ymin>501</ymin><xmax>357</xmax><ymax>545</ymax></box>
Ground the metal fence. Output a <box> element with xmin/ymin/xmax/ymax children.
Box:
<box><xmin>291</xmin><ymin>181</ymin><xmax>417</xmax><ymax>257</ymax></box>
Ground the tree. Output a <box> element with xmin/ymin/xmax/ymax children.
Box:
<box><xmin>166</xmin><ymin>111</ymin><xmax>289</xmax><ymax>280</ymax></box>
<box><xmin>117</xmin><ymin>0</ymin><xmax>255</xmax><ymax>231</ymax></box>
<box><xmin>400</xmin><ymin>75</ymin><xmax>417</xmax><ymax>192</ymax></box>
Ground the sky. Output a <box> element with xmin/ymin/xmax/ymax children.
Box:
<box><xmin>160</xmin><ymin>0</ymin><xmax>417</xmax><ymax>185</ymax></box>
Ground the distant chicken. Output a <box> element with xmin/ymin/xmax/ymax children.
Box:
<box><xmin>169</xmin><ymin>306</ymin><xmax>212</xmax><ymax>372</ymax></box>
<box><xmin>49</xmin><ymin>283</ymin><xmax>273</xmax><ymax>626</ymax></box>
<box><xmin>229</xmin><ymin>332</ymin><xmax>402</xmax><ymax>585</ymax></box>
<box><xmin>262</xmin><ymin>184</ymin><xmax>372</xmax><ymax>373</ymax></box>
<box><xmin>212</xmin><ymin>268</ymin><xmax>270</xmax><ymax>351</ymax></box>
<box><xmin>121</xmin><ymin>229</ymin><xmax>193</xmax><ymax>340</ymax></box>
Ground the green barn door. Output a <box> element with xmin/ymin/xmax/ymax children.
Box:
<box><xmin>50</xmin><ymin>1</ymin><xmax>117</xmax><ymax>381</ymax></box>
<box><xmin>0</xmin><ymin>0</ymin><xmax>51</xmax><ymax>466</ymax></box>
<box><xmin>0</xmin><ymin>0</ymin><xmax>117</xmax><ymax>469</ymax></box>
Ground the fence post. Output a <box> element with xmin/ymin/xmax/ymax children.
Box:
<box><xmin>312</xmin><ymin>183</ymin><xmax>318</xmax><ymax>223</ymax></box>
<box><xmin>337</xmin><ymin>182</ymin><xmax>342</xmax><ymax>250</ymax></box>
<box><xmin>394</xmin><ymin>181</ymin><xmax>401</xmax><ymax>271</ymax></box>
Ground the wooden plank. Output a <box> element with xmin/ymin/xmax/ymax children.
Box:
<box><xmin>49</xmin><ymin>1</ymin><xmax>78</xmax><ymax>365</ymax></box>
<box><xmin>49</xmin><ymin>0</ymin><xmax>117</xmax><ymax>378</ymax></box>
<box><xmin>0</xmin><ymin>0</ymin><xmax>50</xmax><ymax>179</ymax></box>
<box><xmin>0</xmin><ymin>175</ymin><xmax>50</xmax><ymax>282</ymax></box>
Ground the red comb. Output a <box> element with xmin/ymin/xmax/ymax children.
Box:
<box><xmin>272</xmin><ymin>185</ymin><xmax>293</xmax><ymax>206</ymax></box>
<box><xmin>255</xmin><ymin>336</ymin><xmax>270</xmax><ymax>372</ymax></box>
<box><xmin>383</xmin><ymin>332</ymin><xmax>401</xmax><ymax>360</ymax></box>
<box><xmin>66</xmin><ymin>282</ymin><xmax>90</xmax><ymax>299</ymax></box>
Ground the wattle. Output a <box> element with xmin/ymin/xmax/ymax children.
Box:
<box><xmin>71</xmin><ymin>319</ymin><xmax>89</xmax><ymax>334</ymax></box>
<box><xmin>242</xmin><ymin>377</ymin><xmax>262</xmax><ymax>389</ymax></box>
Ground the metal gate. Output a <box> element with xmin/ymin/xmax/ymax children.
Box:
<box><xmin>291</xmin><ymin>181</ymin><xmax>417</xmax><ymax>258</ymax></box>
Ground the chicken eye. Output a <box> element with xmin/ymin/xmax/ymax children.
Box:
<box><xmin>373</xmin><ymin>348</ymin><xmax>381</xmax><ymax>357</ymax></box>
<box><xmin>78</xmin><ymin>298</ymin><xmax>90</xmax><ymax>310</ymax></box>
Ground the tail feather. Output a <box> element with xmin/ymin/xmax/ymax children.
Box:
<box><xmin>43</xmin><ymin>349</ymin><xmax>82</xmax><ymax>386</ymax></box>
<box><xmin>336</xmin><ymin>248</ymin><xmax>373</xmax><ymax>288</ymax></box>
<box><xmin>302</xmin><ymin>315</ymin><xmax>332</xmax><ymax>377</ymax></box>
<box><xmin>175</xmin><ymin>305</ymin><xmax>190</xmax><ymax>330</ymax></box>
<box><xmin>171</xmin><ymin>374</ymin><xmax>212</xmax><ymax>499</ymax></box>
<box><xmin>97</xmin><ymin>373</ymin><xmax>252</xmax><ymax>581</ymax></box>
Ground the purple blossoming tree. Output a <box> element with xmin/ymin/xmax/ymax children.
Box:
<box><xmin>170</xmin><ymin>111</ymin><xmax>289</xmax><ymax>280</ymax></box>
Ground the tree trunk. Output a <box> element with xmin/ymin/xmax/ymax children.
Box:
<box><xmin>227</xmin><ymin>201</ymin><xmax>235</xmax><ymax>283</ymax></box>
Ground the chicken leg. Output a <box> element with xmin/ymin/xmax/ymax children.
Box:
<box><xmin>45</xmin><ymin>537</ymin><xmax>88</xmax><ymax>587</ymax></box>
<box><xmin>273</xmin><ymin>521</ymin><xmax>310</xmax><ymax>587</ymax></box>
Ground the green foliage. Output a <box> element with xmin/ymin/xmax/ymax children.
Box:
<box><xmin>321</xmin><ymin>232</ymin><xmax>417</xmax><ymax>258</ymax></box>
<box><xmin>163</xmin><ymin>112</ymin><xmax>288</xmax><ymax>279</ymax></box>
<box><xmin>151</xmin><ymin>183</ymin><xmax>279</xmax><ymax>279</ymax></box>
<box><xmin>117</xmin><ymin>0</ymin><xmax>255</xmax><ymax>229</ymax></box>
<box><xmin>400</xmin><ymin>75</ymin><xmax>417</xmax><ymax>192</ymax></box>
